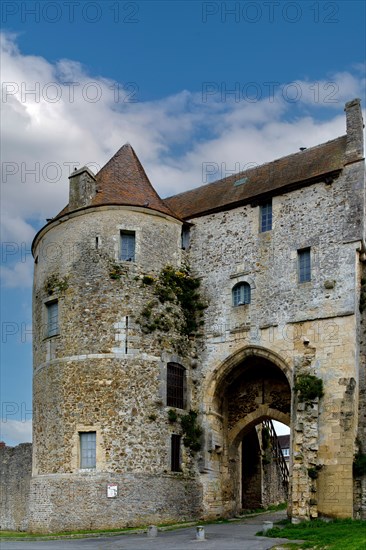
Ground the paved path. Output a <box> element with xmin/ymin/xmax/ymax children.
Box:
<box><xmin>1</xmin><ymin>511</ymin><xmax>297</xmax><ymax>550</ymax></box>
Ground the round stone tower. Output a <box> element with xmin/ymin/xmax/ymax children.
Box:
<box><xmin>29</xmin><ymin>145</ymin><xmax>202</xmax><ymax>532</ymax></box>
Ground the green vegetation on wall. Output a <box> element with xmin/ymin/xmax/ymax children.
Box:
<box><xmin>180</xmin><ymin>410</ymin><xmax>202</xmax><ymax>452</ymax></box>
<box><xmin>294</xmin><ymin>374</ymin><xmax>324</xmax><ymax>402</ymax></box>
<box><xmin>137</xmin><ymin>264</ymin><xmax>207</xmax><ymax>341</ymax></box>
<box><xmin>44</xmin><ymin>274</ymin><xmax>69</xmax><ymax>295</ymax></box>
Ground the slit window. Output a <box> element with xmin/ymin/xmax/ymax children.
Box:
<box><xmin>167</xmin><ymin>363</ymin><xmax>186</xmax><ymax>409</ymax></box>
<box><xmin>46</xmin><ymin>300</ymin><xmax>59</xmax><ymax>337</ymax></box>
<box><xmin>181</xmin><ymin>226</ymin><xmax>190</xmax><ymax>250</ymax></box>
<box><xmin>120</xmin><ymin>231</ymin><xmax>135</xmax><ymax>261</ymax></box>
<box><xmin>232</xmin><ymin>282</ymin><xmax>251</xmax><ymax>306</ymax></box>
<box><xmin>260</xmin><ymin>200</ymin><xmax>272</xmax><ymax>232</ymax></box>
<box><xmin>298</xmin><ymin>248</ymin><xmax>311</xmax><ymax>283</ymax></box>
<box><xmin>80</xmin><ymin>432</ymin><xmax>96</xmax><ymax>469</ymax></box>
<box><xmin>171</xmin><ymin>434</ymin><xmax>181</xmax><ymax>472</ymax></box>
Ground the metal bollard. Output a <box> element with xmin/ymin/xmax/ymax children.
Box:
<box><xmin>196</xmin><ymin>525</ymin><xmax>206</xmax><ymax>540</ymax></box>
<box><xmin>147</xmin><ymin>525</ymin><xmax>158</xmax><ymax>537</ymax></box>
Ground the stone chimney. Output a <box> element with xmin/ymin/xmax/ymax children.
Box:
<box><xmin>68</xmin><ymin>166</ymin><xmax>96</xmax><ymax>210</ymax></box>
<box><xmin>344</xmin><ymin>98</ymin><xmax>364</xmax><ymax>164</ymax></box>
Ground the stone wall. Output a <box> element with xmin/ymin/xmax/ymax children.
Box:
<box><xmin>30</xmin><ymin>205</ymin><xmax>207</xmax><ymax>531</ymax></box>
<box><xmin>188</xmin><ymin>155</ymin><xmax>363</xmax><ymax>519</ymax></box>
<box><xmin>0</xmin><ymin>443</ymin><xmax>32</xmax><ymax>531</ymax></box>
<box><xmin>354</xmin><ymin>261</ymin><xmax>366</xmax><ymax>518</ymax></box>
<box><xmin>242</xmin><ymin>430</ymin><xmax>262</xmax><ymax>508</ymax></box>
<box><xmin>262</xmin><ymin>459</ymin><xmax>287</xmax><ymax>508</ymax></box>
<box><xmin>28</xmin><ymin>473</ymin><xmax>201</xmax><ymax>533</ymax></box>
<box><xmin>25</xmin><ymin>100</ymin><xmax>364</xmax><ymax>530</ymax></box>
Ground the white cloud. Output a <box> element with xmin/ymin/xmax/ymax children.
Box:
<box><xmin>0</xmin><ymin>419</ymin><xmax>32</xmax><ymax>446</ymax></box>
<box><xmin>1</xmin><ymin>259</ymin><xmax>33</xmax><ymax>288</ymax></box>
<box><xmin>1</xmin><ymin>32</ymin><xmax>364</xmax><ymax>288</ymax></box>
<box><xmin>273</xmin><ymin>421</ymin><xmax>290</xmax><ymax>436</ymax></box>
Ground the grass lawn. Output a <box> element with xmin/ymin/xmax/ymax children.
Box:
<box><xmin>261</xmin><ymin>518</ymin><xmax>366</xmax><ymax>550</ymax></box>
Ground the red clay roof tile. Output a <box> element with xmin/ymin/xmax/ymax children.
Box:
<box><xmin>164</xmin><ymin>135</ymin><xmax>347</xmax><ymax>219</ymax></box>
<box><xmin>55</xmin><ymin>136</ymin><xmax>347</xmax><ymax>223</ymax></box>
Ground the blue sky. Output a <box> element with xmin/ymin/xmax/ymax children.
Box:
<box><xmin>1</xmin><ymin>0</ymin><xmax>365</xmax><ymax>445</ymax></box>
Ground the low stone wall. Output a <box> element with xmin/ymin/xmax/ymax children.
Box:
<box><xmin>0</xmin><ymin>443</ymin><xmax>32</xmax><ymax>531</ymax></box>
<box><xmin>262</xmin><ymin>458</ymin><xmax>287</xmax><ymax>507</ymax></box>
<box><xmin>28</xmin><ymin>473</ymin><xmax>202</xmax><ymax>533</ymax></box>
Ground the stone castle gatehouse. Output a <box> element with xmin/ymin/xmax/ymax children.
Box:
<box><xmin>2</xmin><ymin>99</ymin><xmax>365</xmax><ymax>532</ymax></box>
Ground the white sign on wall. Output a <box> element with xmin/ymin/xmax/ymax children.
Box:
<box><xmin>107</xmin><ymin>483</ymin><xmax>118</xmax><ymax>498</ymax></box>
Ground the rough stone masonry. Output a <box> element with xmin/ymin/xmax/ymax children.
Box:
<box><xmin>1</xmin><ymin>98</ymin><xmax>365</xmax><ymax>532</ymax></box>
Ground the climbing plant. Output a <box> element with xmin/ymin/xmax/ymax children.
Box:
<box><xmin>137</xmin><ymin>264</ymin><xmax>207</xmax><ymax>340</ymax></box>
<box><xmin>180</xmin><ymin>410</ymin><xmax>202</xmax><ymax>452</ymax></box>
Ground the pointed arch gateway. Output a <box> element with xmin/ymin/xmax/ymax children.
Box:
<box><xmin>202</xmin><ymin>345</ymin><xmax>293</xmax><ymax>517</ymax></box>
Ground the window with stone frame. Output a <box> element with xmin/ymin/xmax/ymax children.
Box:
<box><xmin>79</xmin><ymin>431</ymin><xmax>96</xmax><ymax>469</ymax></box>
<box><xmin>260</xmin><ymin>200</ymin><xmax>272</xmax><ymax>232</ymax></box>
<box><xmin>298</xmin><ymin>247</ymin><xmax>311</xmax><ymax>283</ymax></box>
<box><xmin>171</xmin><ymin>434</ymin><xmax>181</xmax><ymax>472</ymax></box>
<box><xmin>46</xmin><ymin>300</ymin><xmax>59</xmax><ymax>337</ymax></box>
<box><xmin>232</xmin><ymin>282</ymin><xmax>251</xmax><ymax>306</ymax></box>
<box><xmin>120</xmin><ymin>230</ymin><xmax>136</xmax><ymax>261</ymax></box>
<box><xmin>167</xmin><ymin>363</ymin><xmax>186</xmax><ymax>409</ymax></box>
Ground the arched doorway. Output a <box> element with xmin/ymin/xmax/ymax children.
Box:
<box><xmin>203</xmin><ymin>346</ymin><xmax>292</xmax><ymax>517</ymax></box>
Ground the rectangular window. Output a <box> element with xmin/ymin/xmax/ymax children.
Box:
<box><xmin>282</xmin><ymin>448</ymin><xmax>290</xmax><ymax>457</ymax></box>
<box><xmin>46</xmin><ymin>300</ymin><xmax>59</xmax><ymax>337</ymax></box>
<box><xmin>260</xmin><ymin>200</ymin><xmax>272</xmax><ymax>232</ymax></box>
<box><xmin>120</xmin><ymin>231</ymin><xmax>135</xmax><ymax>261</ymax></box>
<box><xmin>80</xmin><ymin>432</ymin><xmax>96</xmax><ymax>469</ymax></box>
<box><xmin>181</xmin><ymin>226</ymin><xmax>190</xmax><ymax>250</ymax></box>
<box><xmin>298</xmin><ymin>248</ymin><xmax>311</xmax><ymax>283</ymax></box>
<box><xmin>167</xmin><ymin>363</ymin><xmax>186</xmax><ymax>409</ymax></box>
<box><xmin>171</xmin><ymin>434</ymin><xmax>181</xmax><ymax>472</ymax></box>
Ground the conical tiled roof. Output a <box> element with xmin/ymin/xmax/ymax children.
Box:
<box><xmin>93</xmin><ymin>144</ymin><xmax>177</xmax><ymax>217</ymax></box>
<box><xmin>55</xmin><ymin>144</ymin><xmax>179</xmax><ymax>220</ymax></box>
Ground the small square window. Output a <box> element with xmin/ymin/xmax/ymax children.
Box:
<box><xmin>298</xmin><ymin>248</ymin><xmax>311</xmax><ymax>283</ymax></box>
<box><xmin>46</xmin><ymin>301</ymin><xmax>59</xmax><ymax>337</ymax></box>
<box><xmin>232</xmin><ymin>282</ymin><xmax>251</xmax><ymax>306</ymax></box>
<box><xmin>260</xmin><ymin>200</ymin><xmax>272</xmax><ymax>232</ymax></box>
<box><xmin>120</xmin><ymin>231</ymin><xmax>135</xmax><ymax>261</ymax></box>
<box><xmin>80</xmin><ymin>432</ymin><xmax>96</xmax><ymax>469</ymax></box>
<box><xmin>171</xmin><ymin>434</ymin><xmax>181</xmax><ymax>472</ymax></box>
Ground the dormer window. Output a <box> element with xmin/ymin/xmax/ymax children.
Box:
<box><xmin>232</xmin><ymin>282</ymin><xmax>251</xmax><ymax>306</ymax></box>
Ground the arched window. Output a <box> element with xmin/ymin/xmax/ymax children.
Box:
<box><xmin>232</xmin><ymin>282</ymin><xmax>251</xmax><ymax>306</ymax></box>
<box><xmin>167</xmin><ymin>363</ymin><xmax>186</xmax><ymax>409</ymax></box>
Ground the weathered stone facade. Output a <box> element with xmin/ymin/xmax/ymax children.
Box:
<box><xmin>0</xmin><ymin>444</ymin><xmax>32</xmax><ymax>531</ymax></box>
<box><xmin>4</xmin><ymin>99</ymin><xmax>364</xmax><ymax>533</ymax></box>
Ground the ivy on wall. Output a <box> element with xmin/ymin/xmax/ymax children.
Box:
<box><xmin>167</xmin><ymin>409</ymin><xmax>202</xmax><ymax>453</ymax></box>
<box><xmin>137</xmin><ymin>264</ymin><xmax>207</xmax><ymax>340</ymax></box>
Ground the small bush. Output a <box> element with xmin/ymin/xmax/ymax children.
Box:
<box><xmin>307</xmin><ymin>467</ymin><xmax>320</xmax><ymax>479</ymax></box>
<box><xmin>168</xmin><ymin>409</ymin><xmax>178</xmax><ymax>422</ymax></box>
<box><xmin>294</xmin><ymin>374</ymin><xmax>324</xmax><ymax>402</ymax></box>
<box><xmin>180</xmin><ymin>410</ymin><xmax>202</xmax><ymax>452</ymax></box>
